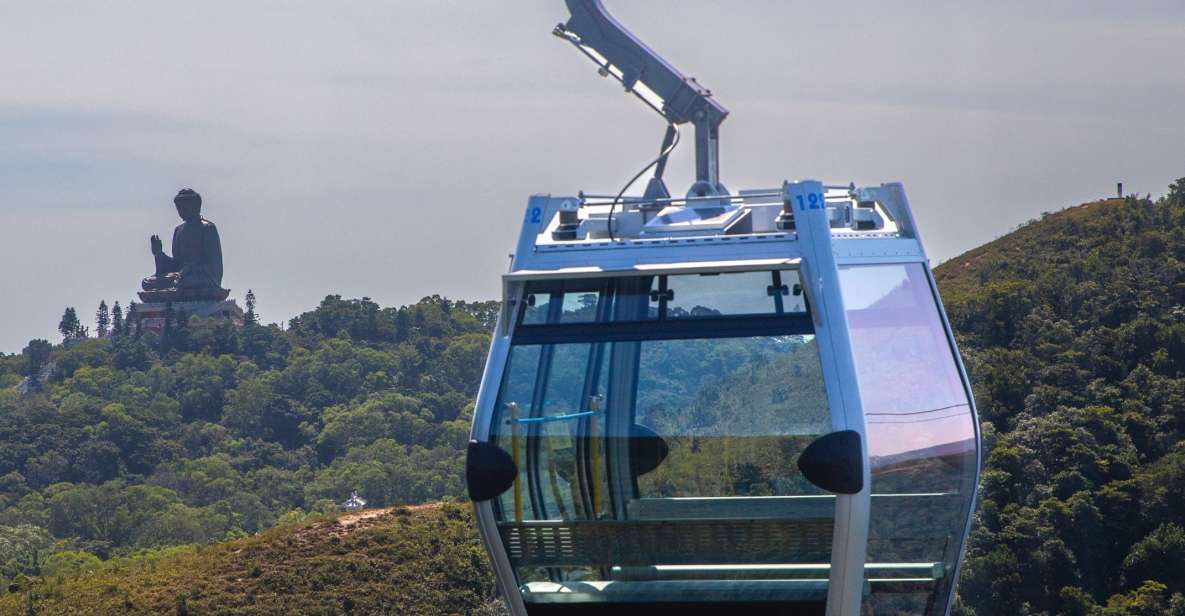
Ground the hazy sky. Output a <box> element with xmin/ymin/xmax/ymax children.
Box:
<box><xmin>2</xmin><ymin>1</ymin><xmax>1183</xmax><ymax>353</ymax></box>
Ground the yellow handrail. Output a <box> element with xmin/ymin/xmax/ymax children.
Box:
<box><xmin>510</xmin><ymin>402</ymin><xmax>522</xmax><ymax>522</ymax></box>
<box><xmin>589</xmin><ymin>396</ymin><xmax>603</xmax><ymax>518</ymax></box>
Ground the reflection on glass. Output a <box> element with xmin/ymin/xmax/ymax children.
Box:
<box><xmin>658</xmin><ymin>271</ymin><xmax>807</xmax><ymax>318</ymax></box>
<box><xmin>519</xmin><ymin>270</ymin><xmax>807</xmax><ymax>326</ymax></box>
<box><xmin>521</xmin><ymin>289</ymin><xmax>602</xmax><ymax>325</ymax></box>
<box><xmin>840</xmin><ymin>264</ymin><xmax>977</xmax><ymax>616</ymax></box>
<box><xmin>634</xmin><ymin>335</ymin><xmax>831</xmax><ymax>499</ymax></box>
<box><xmin>489</xmin><ymin>277</ymin><xmax>839</xmax><ymax>605</ymax></box>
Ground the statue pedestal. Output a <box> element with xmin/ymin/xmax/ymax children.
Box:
<box><xmin>138</xmin><ymin>287</ymin><xmax>231</xmax><ymax>303</ymax></box>
<box><xmin>132</xmin><ymin>297</ymin><xmax>244</xmax><ymax>333</ymax></box>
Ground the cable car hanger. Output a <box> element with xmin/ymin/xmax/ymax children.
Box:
<box><xmin>554</xmin><ymin>0</ymin><xmax>728</xmax><ymax>197</ymax></box>
<box><xmin>466</xmin><ymin>3</ymin><xmax>982</xmax><ymax>616</ymax></box>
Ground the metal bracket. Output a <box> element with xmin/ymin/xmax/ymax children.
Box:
<box><xmin>555</xmin><ymin>0</ymin><xmax>728</xmax><ymax>189</ymax></box>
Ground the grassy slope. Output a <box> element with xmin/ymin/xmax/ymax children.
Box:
<box><xmin>932</xmin><ymin>198</ymin><xmax>1123</xmax><ymax>292</ymax></box>
<box><xmin>1</xmin><ymin>503</ymin><xmax>501</xmax><ymax>616</ymax></box>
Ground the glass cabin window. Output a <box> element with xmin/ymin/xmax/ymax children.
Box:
<box><xmin>491</xmin><ymin>270</ymin><xmax>839</xmax><ymax>607</ymax></box>
<box><xmin>840</xmin><ymin>264</ymin><xmax>977</xmax><ymax>616</ymax></box>
<box><xmin>521</xmin><ymin>280</ymin><xmax>609</xmax><ymax>325</ymax></box>
<box><xmin>518</xmin><ymin>270</ymin><xmax>806</xmax><ymax>327</ymax></box>
<box><xmin>660</xmin><ymin>270</ymin><xmax>807</xmax><ymax>319</ymax></box>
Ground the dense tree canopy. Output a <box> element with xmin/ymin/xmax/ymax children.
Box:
<box><xmin>0</xmin><ymin>295</ymin><xmax>496</xmax><ymax>588</ymax></box>
<box><xmin>939</xmin><ymin>184</ymin><xmax>1185</xmax><ymax>616</ymax></box>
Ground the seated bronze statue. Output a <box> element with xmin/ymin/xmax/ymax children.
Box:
<box><xmin>141</xmin><ymin>189</ymin><xmax>228</xmax><ymax>302</ymax></box>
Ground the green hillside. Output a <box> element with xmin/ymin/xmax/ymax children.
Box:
<box><xmin>935</xmin><ymin>183</ymin><xmax>1185</xmax><ymax>615</ymax></box>
<box><xmin>0</xmin><ymin>295</ymin><xmax>499</xmax><ymax>612</ymax></box>
<box><xmin>0</xmin><ymin>503</ymin><xmax>502</xmax><ymax>615</ymax></box>
<box><xmin>3</xmin><ymin>180</ymin><xmax>1185</xmax><ymax>615</ymax></box>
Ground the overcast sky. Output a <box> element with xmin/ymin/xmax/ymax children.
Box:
<box><xmin>2</xmin><ymin>1</ymin><xmax>1183</xmax><ymax>353</ymax></box>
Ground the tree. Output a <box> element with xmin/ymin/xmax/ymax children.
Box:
<box><xmin>21</xmin><ymin>339</ymin><xmax>52</xmax><ymax>380</ymax></box>
<box><xmin>96</xmin><ymin>300</ymin><xmax>110</xmax><ymax>338</ymax></box>
<box><xmin>1168</xmin><ymin>176</ymin><xmax>1185</xmax><ymax>207</ymax></box>
<box><xmin>395</xmin><ymin>308</ymin><xmax>411</xmax><ymax>341</ymax></box>
<box><xmin>245</xmin><ymin>289</ymin><xmax>258</xmax><ymax>325</ymax></box>
<box><xmin>126</xmin><ymin>302</ymin><xmax>139</xmax><ymax>338</ymax></box>
<box><xmin>111</xmin><ymin>301</ymin><xmax>124</xmax><ymax>336</ymax></box>
<box><xmin>161</xmin><ymin>302</ymin><xmax>175</xmax><ymax>353</ymax></box>
<box><xmin>58</xmin><ymin>307</ymin><xmax>82</xmax><ymax>341</ymax></box>
<box><xmin>1122</xmin><ymin>523</ymin><xmax>1185</xmax><ymax>594</ymax></box>
<box><xmin>0</xmin><ymin>524</ymin><xmax>55</xmax><ymax>579</ymax></box>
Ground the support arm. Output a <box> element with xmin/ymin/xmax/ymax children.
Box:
<box><xmin>555</xmin><ymin>0</ymin><xmax>728</xmax><ymax>190</ymax></box>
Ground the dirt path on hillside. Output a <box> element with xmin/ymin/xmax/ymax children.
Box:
<box><xmin>336</xmin><ymin>502</ymin><xmax>443</xmax><ymax>528</ymax></box>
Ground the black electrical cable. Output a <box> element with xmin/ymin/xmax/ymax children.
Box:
<box><xmin>607</xmin><ymin>123</ymin><xmax>681</xmax><ymax>242</ymax></box>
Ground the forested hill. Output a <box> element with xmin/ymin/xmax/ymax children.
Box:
<box><xmin>3</xmin><ymin>181</ymin><xmax>1185</xmax><ymax>615</ymax></box>
<box><xmin>936</xmin><ymin>182</ymin><xmax>1185</xmax><ymax>615</ymax></box>
<box><xmin>0</xmin><ymin>295</ymin><xmax>498</xmax><ymax>594</ymax></box>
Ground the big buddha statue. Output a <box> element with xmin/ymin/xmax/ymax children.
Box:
<box><xmin>140</xmin><ymin>188</ymin><xmax>229</xmax><ymax>302</ymax></box>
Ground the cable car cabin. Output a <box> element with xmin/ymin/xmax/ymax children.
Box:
<box><xmin>467</xmin><ymin>181</ymin><xmax>981</xmax><ymax>616</ymax></box>
<box><xmin>468</xmin><ymin>3</ymin><xmax>979</xmax><ymax>615</ymax></box>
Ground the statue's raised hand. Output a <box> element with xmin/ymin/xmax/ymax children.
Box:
<box><xmin>151</xmin><ymin>234</ymin><xmax>163</xmax><ymax>256</ymax></box>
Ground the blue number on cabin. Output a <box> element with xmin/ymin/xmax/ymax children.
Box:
<box><xmin>794</xmin><ymin>193</ymin><xmax>826</xmax><ymax>211</ymax></box>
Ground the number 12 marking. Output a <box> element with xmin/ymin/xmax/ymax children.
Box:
<box><xmin>794</xmin><ymin>193</ymin><xmax>826</xmax><ymax>211</ymax></box>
